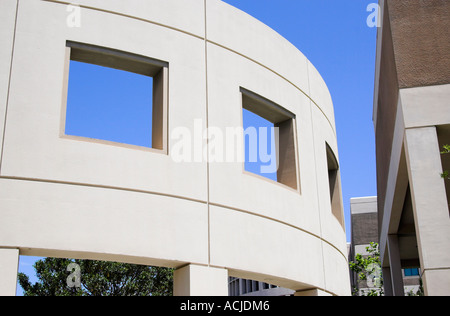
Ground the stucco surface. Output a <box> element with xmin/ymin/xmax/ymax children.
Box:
<box><xmin>0</xmin><ymin>0</ymin><xmax>349</xmax><ymax>295</ymax></box>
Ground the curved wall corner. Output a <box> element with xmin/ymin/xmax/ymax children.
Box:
<box><xmin>0</xmin><ymin>0</ymin><xmax>350</xmax><ymax>296</ymax></box>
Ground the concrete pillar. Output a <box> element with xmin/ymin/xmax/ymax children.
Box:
<box><xmin>405</xmin><ymin>127</ymin><xmax>450</xmax><ymax>296</ymax></box>
<box><xmin>382</xmin><ymin>267</ymin><xmax>393</xmax><ymax>296</ymax></box>
<box><xmin>387</xmin><ymin>235</ymin><xmax>404</xmax><ymax>296</ymax></box>
<box><xmin>294</xmin><ymin>289</ymin><xmax>332</xmax><ymax>296</ymax></box>
<box><xmin>173</xmin><ymin>264</ymin><xmax>228</xmax><ymax>296</ymax></box>
<box><xmin>0</xmin><ymin>248</ymin><xmax>19</xmax><ymax>296</ymax></box>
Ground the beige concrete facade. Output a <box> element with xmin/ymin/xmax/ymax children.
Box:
<box><xmin>374</xmin><ymin>0</ymin><xmax>450</xmax><ymax>296</ymax></box>
<box><xmin>0</xmin><ymin>0</ymin><xmax>349</xmax><ymax>296</ymax></box>
<box><xmin>0</xmin><ymin>249</ymin><xmax>19</xmax><ymax>296</ymax></box>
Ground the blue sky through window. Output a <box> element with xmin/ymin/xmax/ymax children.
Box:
<box><xmin>65</xmin><ymin>60</ymin><xmax>153</xmax><ymax>148</ymax></box>
<box><xmin>243</xmin><ymin>108</ymin><xmax>278</xmax><ymax>182</ymax></box>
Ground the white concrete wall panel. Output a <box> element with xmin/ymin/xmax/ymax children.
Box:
<box><xmin>58</xmin><ymin>0</ymin><xmax>206</xmax><ymax>38</ymax></box>
<box><xmin>206</xmin><ymin>42</ymin><xmax>321</xmax><ymax>236</ymax></box>
<box><xmin>0</xmin><ymin>248</ymin><xmax>19</xmax><ymax>296</ymax></box>
<box><xmin>0</xmin><ymin>178</ymin><xmax>209</xmax><ymax>267</ymax></box>
<box><xmin>310</xmin><ymin>104</ymin><xmax>347</xmax><ymax>256</ymax></box>
<box><xmin>206</xmin><ymin>0</ymin><xmax>310</xmax><ymax>97</ymax></box>
<box><xmin>207</xmin><ymin>0</ymin><xmax>336</xmax><ymax>131</ymax></box>
<box><xmin>400</xmin><ymin>83</ymin><xmax>450</xmax><ymax>129</ymax></box>
<box><xmin>322</xmin><ymin>241</ymin><xmax>352</xmax><ymax>296</ymax></box>
<box><xmin>0</xmin><ymin>0</ymin><xmax>17</xmax><ymax>168</ymax></box>
<box><xmin>0</xmin><ymin>0</ymin><xmax>350</xmax><ymax>295</ymax></box>
<box><xmin>1</xmin><ymin>0</ymin><xmax>208</xmax><ymax>201</ymax></box>
<box><xmin>209</xmin><ymin>205</ymin><xmax>326</xmax><ymax>291</ymax></box>
<box><xmin>307</xmin><ymin>60</ymin><xmax>336</xmax><ymax>131</ymax></box>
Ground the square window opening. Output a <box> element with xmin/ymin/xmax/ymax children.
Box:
<box><xmin>63</xmin><ymin>41</ymin><xmax>168</xmax><ymax>151</ymax></box>
<box><xmin>241</xmin><ymin>87</ymin><xmax>298</xmax><ymax>190</ymax></box>
<box><xmin>326</xmin><ymin>143</ymin><xmax>344</xmax><ymax>228</ymax></box>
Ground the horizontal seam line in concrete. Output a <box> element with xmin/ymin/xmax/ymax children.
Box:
<box><xmin>404</xmin><ymin>124</ymin><xmax>440</xmax><ymax>130</ymax></box>
<box><xmin>422</xmin><ymin>267</ymin><xmax>450</xmax><ymax>272</ymax></box>
<box><xmin>42</xmin><ymin>0</ymin><xmax>336</xmax><ymax>136</ymax></box>
<box><xmin>0</xmin><ymin>175</ymin><xmax>207</xmax><ymax>205</ymax></box>
<box><xmin>206</xmin><ymin>40</ymin><xmax>336</xmax><ymax>136</ymax></box>
<box><xmin>0</xmin><ymin>246</ymin><xmax>19</xmax><ymax>251</ymax></box>
<box><xmin>16</xmin><ymin>247</ymin><xmax>193</xmax><ymax>269</ymax></box>
<box><xmin>209</xmin><ymin>201</ymin><xmax>348</xmax><ymax>262</ymax></box>
<box><xmin>0</xmin><ymin>176</ymin><xmax>347</xmax><ymax>262</ymax></box>
<box><xmin>41</xmin><ymin>0</ymin><xmax>205</xmax><ymax>40</ymax></box>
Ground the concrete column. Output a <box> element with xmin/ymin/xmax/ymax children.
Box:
<box><xmin>387</xmin><ymin>235</ymin><xmax>404</xmax><ymax>296</ymax></box>
<box><xmin>382</xmin><ymin>267</ymin><xmax>393</xmax><ymax>296</ymax></box>
<box><xmin>405</xmin><ymin>127</ymin><xmax>450</xmax><ymax>296</ymax></box>
<box><xmin>173</xmin><ymin>264</ymin><xmax>228</xmax><ymax>296</ymax></box>
<box><xmin>0</xmin><ymin>248</ymin><xmax>19</xmax><ymax>296</ymax></box>
<box><xmin>294</xmin><ymin>289</ymin><xmax>332</xmax><ymax>296</ymax></box>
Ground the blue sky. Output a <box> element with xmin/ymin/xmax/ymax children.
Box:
<box><xmin>66</xmin><ymin>61</ymin><xmax>154</xmax><ymax>148</ymax></box>
<box><xmin>17</xmin><ymin>0</ymin><xmax>378</xmax><ymax>295</ymax></box>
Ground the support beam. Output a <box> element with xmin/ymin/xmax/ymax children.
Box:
<box><xmin>405</xmin><ymin>127</ymin><xmax>450</xmax><ymax>296</ymax></box>
<box><xmin>173</xmin><ymin>264</ymin><xmax>228</xmax><ymax>296</ymax></box>
<box><xmin>382</xmin><ymin>267</ymin><xmax>393</xmax><ymax>296</ymax></box>
<box><xmin>0</xmin><ymin>248</ymin><xmax>19</xmax><ymax>296</ymax></box>
<box><xmin>387</xmin><ymin>234</ymin><xmax>404</xmax><ymax>296</ymax></box>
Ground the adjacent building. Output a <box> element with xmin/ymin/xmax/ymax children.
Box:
<box><xmin>373</xmin><ymin>0</ymin><xmax>450</xmax><ymax>296</ymax></box>
<box><xmin>349</xmin><ymin>197</ymin><xmax>421</xmax><ymax>296</ymax></box>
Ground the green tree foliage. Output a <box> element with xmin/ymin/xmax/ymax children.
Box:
<box><xmin>441</xmin><ymin>144</ymin><xmax>450</xmax><ymax>180</ymax></box>
<box><xmin>406</xmin><ymin>278</ymin><xmax>424</xmax><ymax>296</ymax></box>
<box><xmin>349</xmin><ymin>242</ymin><xmax>424</xmax><ymax>296</ymax></box>
<box><xmin>18</xmin><ymin>257</ymin><xmax>173</xmax><ymax>296</ymax></box>
<box><xmin>349</xmin><ymin>242</ymin><xmax>383</xmax><ymax>296</ymax></box>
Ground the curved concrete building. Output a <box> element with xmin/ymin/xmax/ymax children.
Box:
<box><xmin>0</xmin><ymin>0</ymin><xmax>350</xmax><ymax>296</ymax></box>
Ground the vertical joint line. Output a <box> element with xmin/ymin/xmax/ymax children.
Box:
<box><xmin>204</xmin><ymin>0</ymin><xmax>211</xmax><ymax>267</ymax></box>
<box><xmin>0</xmin><ymin>0</ymin><xmax>20</xmax><ymax>175</ymax></box>
<box><xmin>306</xmin><ymin>61</ymin><xmax>327</xmax><ymax>290</ymax></box>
